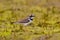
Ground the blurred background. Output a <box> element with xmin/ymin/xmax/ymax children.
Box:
<box><xmin>0</xmin><ymin>0</ymin><xmax>60</xmax><ymax>40</ymax></box>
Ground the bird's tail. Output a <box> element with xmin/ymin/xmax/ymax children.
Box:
<box><xmin>10</xmin><ymin>21</ymin><xmax>19</xmax><ymax>24</ymax></box>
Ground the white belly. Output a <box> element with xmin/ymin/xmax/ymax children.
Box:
<box><xmin>23</xmin><ymin>20</ymin><xmax>32</xmax><ymax>26</ymax></box>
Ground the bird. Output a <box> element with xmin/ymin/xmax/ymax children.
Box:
<box><xmin>13</xmin><ymin>14</ymin><xmax>35</xmax><ymax>26</ymax></box>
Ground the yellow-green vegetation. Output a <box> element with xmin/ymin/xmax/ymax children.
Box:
<box><xmin>0</xmin><ymin>0</ymin><xmax>60</xmax><ymax>40</ymax></box>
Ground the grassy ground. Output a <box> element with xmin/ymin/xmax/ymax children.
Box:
<box><xmin>0</xmin><ymin>0</ymin><xmax>60</xmax><ymax>40</ymax></box>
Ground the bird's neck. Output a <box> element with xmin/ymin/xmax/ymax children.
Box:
<box><xmin>29</xmin><ymin>17</ymin><xmax>33</xmax><ymax>21</ymax></box>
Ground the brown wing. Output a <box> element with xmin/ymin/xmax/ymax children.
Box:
<box><xmin>18</xmin><ymin>18</ymin><xmax>30</xmax><ymax>23</ymax></box>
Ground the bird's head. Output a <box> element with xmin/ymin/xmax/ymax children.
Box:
<box><xmin>29</xmin><ymin>14</ymin><xmax>35</xmax><ymax>20</ymax></box>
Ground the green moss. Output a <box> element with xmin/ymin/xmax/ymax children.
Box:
<box><xmin>0</xmin><ymin>0</ymin><xmax>60</xmax><ymax>40</ymax></box>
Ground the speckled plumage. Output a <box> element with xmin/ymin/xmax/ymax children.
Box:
<box><xmin>14</xmin><ymin>14</ymin><xmax>35</xmax><ymax>26</ymax></box>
